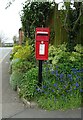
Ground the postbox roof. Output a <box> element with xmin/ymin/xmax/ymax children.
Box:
<box><xmin>36</xmin><ymin>27</ymin><xmax>50</xmax><ymax>33</ymax></box>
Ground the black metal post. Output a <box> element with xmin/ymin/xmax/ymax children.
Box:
<box><xmin>38</xmin><ymin>60</ymin><xmax>42</xmax><ymax>86</ymax></box>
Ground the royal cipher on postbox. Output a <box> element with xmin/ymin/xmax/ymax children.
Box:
<box><xmin>35</xmin><ymin>27</ymin><xmax>50</xmax><ymax>60</ymax></box>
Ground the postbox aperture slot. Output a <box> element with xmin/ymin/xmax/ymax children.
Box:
<box><xmin>37</xmin><ymin>31</ymin><xmax>48</xmax><ymax>36</ymax></box>
<box><xmin>37</xmin><ymin>34</ymin><xmax>48</xmax><ymax>36</ymax></box>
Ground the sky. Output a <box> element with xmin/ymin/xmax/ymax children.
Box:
<box><xmin>0</xmin><ymin>0</ymin><xmax>26</xmax><ymax>43</ymax></box>
<box><xmin>0</xmin><ymin>0</ymin><xmax>63</xmax><ymax>43</ymax></box>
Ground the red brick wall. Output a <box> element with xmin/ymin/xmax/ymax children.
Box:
<box><xmin>19</xmin><ymin>28</ymin><xmax>24</xmax><ymax>45</ymax></box>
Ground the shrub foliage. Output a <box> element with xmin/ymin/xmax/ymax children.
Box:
<box><xmin>10</xmin><ymin>43</ymin><xmax>83</xmax><ymax>110</ymax></box>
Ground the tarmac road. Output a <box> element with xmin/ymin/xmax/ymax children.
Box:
<box><xmin>1</xmin><ymin>47</ymin><xmax>26</xmax><ymax>119</ymax></box>
<box><xmin>0</xmin><ymin>47</ymin><xmax>82</xmax><ymax>119</ymax></box>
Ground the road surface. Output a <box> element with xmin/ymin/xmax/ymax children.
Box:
<box><xmin>0</xmin><ymin>47</ymin><xmax>26</xmax><ymax>119</ymax></box>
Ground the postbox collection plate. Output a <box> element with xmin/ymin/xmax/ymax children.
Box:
<box><xmin>39</xmin><ymin>43</ymin><xmax>45</xmax><ymax>55</ymax></box>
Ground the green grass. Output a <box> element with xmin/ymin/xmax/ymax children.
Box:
<box><xmin>35</xmin><ymin>94</ymin><xmax>81</xmax><ymax>111</ymax></box>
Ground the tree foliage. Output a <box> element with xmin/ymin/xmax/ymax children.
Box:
<box><xmin>13</xmin><ymin>35</ymin><xmax>18</xmax><ymax>44</ymax></box>
<box><xmin>6</xmin><ymin>0</ymin><xmax>83</xmax><ymax>52</ymax></box>
<box><xmin>20</xmin><ymin>1</ymin><xmax>55</xmax><ymax>39</ymax></box>
<box><xmin>0</xmin><ymin>32</ymin><xmax>8</xmax><ymax>46</ymax></box>
<box><xmin>5</xmin><ymin>0</ymin><xmax>15</xmax><ymax>9</ymax></box>
<box><xmin>60</xmin><ymin>2</ymin><xmax>83</xmax><ymax>52</ymax></box>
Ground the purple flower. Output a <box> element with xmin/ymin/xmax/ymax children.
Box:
<box><xmin>56</xmin><ymin>66</ymin><xmax>58</xmax><ymax>68</ymax></box>
<box><xmin>76</xmin><ymin>76</ymin><xmax>81</xmax><ymax>80</ymax></box>
<box><xmin>63</xmin><ymin>85</ymin><xmax>66</xmax><ymax>89</ymax></box>
<box><xmin>55</xmin><ymin>70</ymin><xmax>58</xmax><ymax>76</ymax></box>
<box><xmin>72</xmin><ymin>68</ymin><xmax>77</xmax><ymax>71</ymax></box>
<box><xmin>51</xmin><ymin>70</ymin><xmax>55</xmax><ymax>75</ymax></box>
<box><xmin>54</xmin><ymin>83</ymin><xmax>57</xmax><ymax>87</ymax></box>
<box><xmin>52</xmin><ymin>89</ymin><xmax>54</xmax><ymax>92</ymax></box>
<box><xmin>36</xmin><ymin>88</ymin><xmax>41</xmax><ymax>92</ymax></box>
<box><xmin>67</xmin><ymin>74</ymin><xmax>72</xmax><ymax>81</ymax></box>
<box><xmin>36</xmin><ymin>87</ymin><xmax>43</xmax><ymax>92</ymax></box>
<box><xmin>72</xmin><ymin>68</ymin><xmax>77</xmax><ymax>73</ymax></box>
<box><xmin>80</xmin><ymin>69</ymin><xmax>83</xmax><ymax>72</ymax></box>
<box><xmin>77</xmin><ymin>70</ymin><xmax>81</xmax><ymax>73</ymax></box>
<box><xmin>60</xmin><ymin>73</ymin><xmax>64</xmax><ymax>79</ymax></box>
<box><xmin>43</xmin><ymin>85</ymin><xmax>46</xmax><ymax>89</ymax></box>
<box><xmin>75</xmin><ymin>82</ymin><xmax>79</xmax><ymax>87</ymax></box>
<box><xmin>67</xmin><ymin>74</ymin><xmax>72</xmax><ymax>77</ymax></box>
<box><xmin>80</xmin><ymin>89</ymin><xmax>83</xmax><ymax>93</ymax></box>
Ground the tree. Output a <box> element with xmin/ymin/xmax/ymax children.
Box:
<box><xmin>6</xmin><ymin>0</ymin><xmax>83</xmax><ymax>52</ymax></box>
<box><xmin>59</xmin><ymin>1</ymin><xmax>83</xmax><ymax>52</ymax></box>
<box><xmin>0</xmin><ymin>32</ymin><xmax>8</xmax><ymax>46</ymax></box>
<box><xmin>20</xmin><ymin>2</ymin><xmax>55</xmax><ymax>40</ymax></box>
<box><xmin>13</xmin><ymin>35</ymin><xmax>18</xmax><ymax>44</ymax></box>
<box><xmin>5</xmin><ymin>0</ymin><xmax>15</xmax><ymax>9</ymax></box>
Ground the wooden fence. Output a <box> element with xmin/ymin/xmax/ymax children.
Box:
<box><xmin>49</xmin><ymin>4</ymin><xmax>83</xmax><ymax>46</ymax></box>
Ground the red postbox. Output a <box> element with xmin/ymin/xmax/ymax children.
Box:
<box><xmin>35</xmin><ymin>27</ymin><xmax>50</xmax><ymax>60</ymax></box>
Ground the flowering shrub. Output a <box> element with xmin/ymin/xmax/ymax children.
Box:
<box><xmin>13</xmin><ymin>44</ymin><xmax>31</xmax><ymax>60</ymax></box>
<box><xmin>10</xmin><ymin>42</ymin><xmax>32</xmax><ymax>61</ymax></box>
<box><xmin>74</xmin><ymin>44</ymin><xmax>83</xmax><ymax>53</ymax></box>
<box><xmin>12</xmin><ymin>45</ymin><xmax>22</xmax><ymax>54</ymax></box>
<box><xmin>9</xmin><ymin>43</ymin><xmax>83</xmax><ymax>110</ymax></box>
<box><xmin>10</xmin><ymin>41</ymin><xmax>36</xmax><ymax>74</ymax></box>
<box><xmin>49</xmin><ymin>43</ymin><xmax>83</xmax><ymax>67</ymax></box>
<box><xmin>9</xmin><ymin>41</ymin><xmax>37</xmax><ymax>94</ymax></box>
<box><xmin>10</xmin><ymin>45</ymin><xmax>22</xmax><ymax>60</ymax></box>
<box><xmin>34</xmin><ymin>61</ymin><xmax>83</xmax><ymax>110</ymax></box>
<box><xmin>34</xmin><ymin>44</ymin><xmax>83</xmax><ymax>110</ymax></box>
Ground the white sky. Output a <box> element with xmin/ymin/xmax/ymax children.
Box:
<box><xmin>0</xmin><ymin>0</ymin><xmax>63</xmax><ymax>43</ymax></box>
<box><xmin>0</xmin><ymin>0</ymin><xmax>26</xmax><ymax>43</ymax></box>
